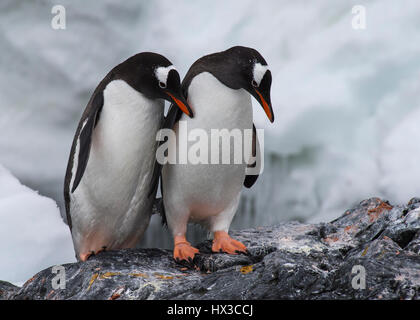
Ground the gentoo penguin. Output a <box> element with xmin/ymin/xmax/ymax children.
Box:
<box><xmin>64</xmin><ymin>52</ymin><xmax>193</xmax><ymax>261</ymax></box>
<box><xmin>152</xmin><ymin>46</ymin><xmax>274</xmax><ymax>262</ymax></box>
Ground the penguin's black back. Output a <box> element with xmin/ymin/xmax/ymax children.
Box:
<box><xmin>64</xmin><ymin>52</ymin><xmax>172</xmax><ymax>230</ymax></box>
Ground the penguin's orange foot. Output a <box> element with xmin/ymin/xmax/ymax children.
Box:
<box><xmin>79</xmin><ymin>247</ymin><xmax>107</xmax><ymax>262</ymax></box>
<box><xmin>174</xmin><ymin>243</ymin><xmax>199</xmax><ymax>262</ymax></box>
<box><xmin>173</xmin><ymin>235</ymin><xmax>199</xmax><ymax>263</ymax></box>
<box><xmin>212</xmin><ymin>231</ymin><xmax>247</xmax><ymax>255</ymax></box>
<box><xmin>79</xmin><ymin>251</ymin><xmax>95</xmax><ymax>262</ymax></box>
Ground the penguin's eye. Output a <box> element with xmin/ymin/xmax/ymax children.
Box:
<box><xmin>251</xmin><ymin>80</ymin><xmax>258</xmax><ymax>87</ymax></box>
<box><xmin>159</xmin><ymin>81</ymin><xmax>167</xmax><ymax>89</ymax></box>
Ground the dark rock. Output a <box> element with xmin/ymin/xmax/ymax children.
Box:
<box><xmin>0</xmin><ymin>281</ymin><xmax>19</xmax><ymax>300</ymax></box>
<box><xmin>6</xmin><ymin>198</ymin><xmax>420</xmax><ymax>300</ymax></box>
<box><xmin>405</xmin><ymin>231</ymin><xmax>420</xmax><ymax>255</ymax></box>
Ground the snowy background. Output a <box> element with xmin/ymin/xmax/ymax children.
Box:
<box><xmin>1</xmin><ymin>0</ymin><xmax>420</xmax><ymax>284</ymax></box>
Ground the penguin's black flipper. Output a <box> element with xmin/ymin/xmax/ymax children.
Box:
<box><xmin>244</xmin><ymin>123</ymin><xmax>260</xmax><ymax>188</ymax></box>
<box><xmin>148</xmin><ymin>104</ymin><xmax>182</xmax><ymax>198</ymax></box>
<box><xmin>71</xmin><ymin>91</ymin><xmax>103</xmax><ymax>193</ymax></box>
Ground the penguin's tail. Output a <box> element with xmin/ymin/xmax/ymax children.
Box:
<box><xmin>152</xmin><ymin>197</ymin><xmax>167</xmax><ymax>226</ymax></box>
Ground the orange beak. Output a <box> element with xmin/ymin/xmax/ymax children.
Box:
<box><xmin>166</xmin><ymin>92</ymin><xmax>193</xmax><ymax>118</ymax></box>
<box><xmin>255</xmin><ymin>89</ymin><xmax>274</xmax><ymax>123</ymax></box>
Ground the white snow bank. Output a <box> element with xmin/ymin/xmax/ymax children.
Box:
<box><xmin>0</xmin><ymin>164</ymin><xmax>75</xmax><ymax>285</ymax></box>
<box><xmin>380</xmin><ymin>107</ymin><xmax>420</xmax><ymax>202</ymax></box>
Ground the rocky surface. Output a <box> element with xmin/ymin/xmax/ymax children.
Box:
<box><xmin>3</xmin><ymin>197</ymin><xmax>420</xmax><ymax>300</ymax></box>
<box><xmin>0</xmin><ymin>281</ymin><xmax>19</xmax><ymax>300</ymax></box>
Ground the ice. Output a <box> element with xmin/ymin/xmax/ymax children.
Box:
<box><xmin>380</xmin><ymin>107</ymin><xmax>420</xmax><ymax>202</ymax></box>
<box><xmin>0</xmin><ymin>164</ymin><xmax>75</xmax><ymax>285</ymax></box>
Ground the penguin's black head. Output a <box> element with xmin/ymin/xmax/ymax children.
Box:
<box><xmin>117</xmin><ymin>52</ymin><xmax>193</xmax><ymax>117</ymax></box>
<box><xmin>224</xmin><ymin>46</ymin><xmax>274</xmax><ymax>123</ymax></box>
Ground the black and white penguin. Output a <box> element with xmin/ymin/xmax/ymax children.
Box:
<box><xmin>64</xmin><ymin>52</ymin><xmax>193</xmax><ymax>261</ymax></box>
<box><xmin>152</xmin><ymin>46</ymin><xmax>274</xmax><ymax>262</ymax></box>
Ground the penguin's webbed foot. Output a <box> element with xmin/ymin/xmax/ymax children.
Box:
<box><xmin>212</xmin><ymin>231</ymin><xmax>247</xmax><ymax>255</ymax></box>
<box><xmin>173</xmin><ymin>235</ymin><xmax>199</xmax><ymax>263</ymax></box>
<box><xmin>79</xmin><ymin>247</ymin><xmax>107</xmax><ymax>262</ymax></box>
<box><xmin>79</xmin><ymin>251</ymin><xmax>95</xmax><ymax>262</ymax></box>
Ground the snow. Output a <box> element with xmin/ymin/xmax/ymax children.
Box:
<box><xmin>0</xmin><ymin>165</ymin><xmax>75</xmax><ymax>285</ymax></box>
<box><xmin>380</xmin><ymin>107</ymin><xmax>420</xmax><ymax>202</ymax></box>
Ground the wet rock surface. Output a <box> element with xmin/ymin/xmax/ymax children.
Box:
<box><xmin>5</xmin><ymin>198</ymin><xmax>420</xmax><ymax>300</ymax></box>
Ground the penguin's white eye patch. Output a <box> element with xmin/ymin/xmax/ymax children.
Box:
<box><xmin>252</xmin><ymin>62</ymin><xmax>269</xmax><ymax>87</ymax></box>
<box><xmin>155</xmin><ymin>65</ymin><xmax>176</xmax><ymax>88</ymax></box>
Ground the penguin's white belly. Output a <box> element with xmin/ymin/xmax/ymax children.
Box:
<box><xmin>163</xmin><ymin>72</ymin><xmax>252</xmax><ymax>228</ymax></box>
<box><xmin>70</xmin><ymin>80</ymin><xmax>163</xmax><ymax>253</ymax></box>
